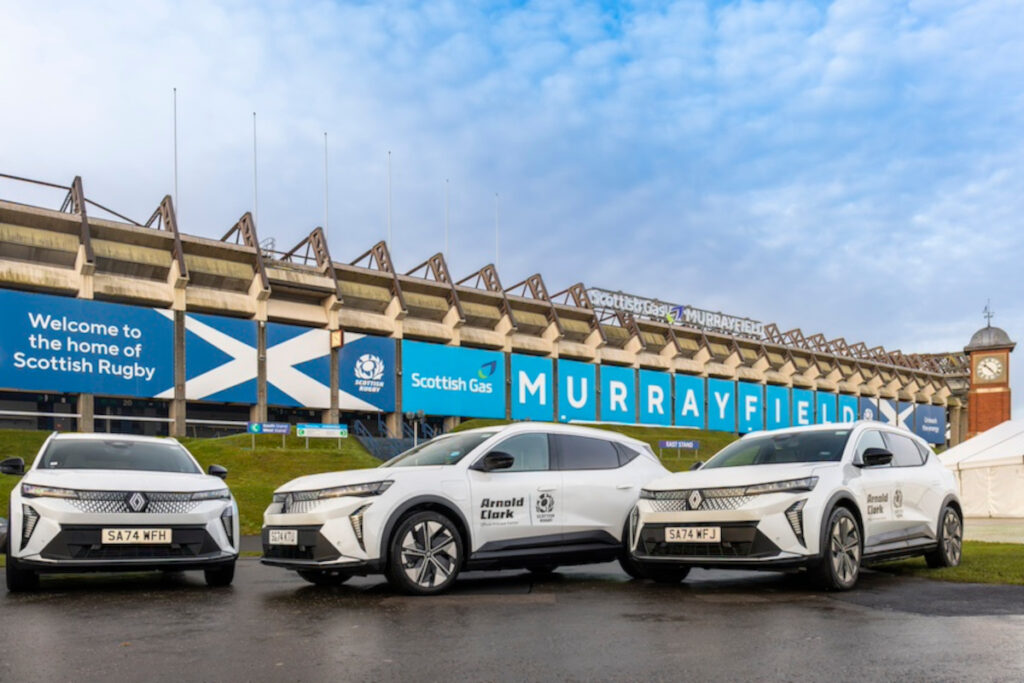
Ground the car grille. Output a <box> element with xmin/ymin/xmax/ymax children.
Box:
<box><xmin>645</xmin><ymin>488</ymin><xmax>753</xmax><ymax>512</ymax></box>
<box><xmin>281</xmin><ymin>499</ymin><xmax>322</xmax><ymax>514</ymax></box>
<box><xmin>638</xmin><ymin>522</ymin><xmax>780</xmax><ymax>559</ymax></box>
<box><xmin>41</xmin><ymin>526</ymin><xmax>220</xmax><ymax>561</ymax></box>
<box><xmin>68</xmin><ymin>491</ymin><xmax>200</xmax><ymax>514</ymax></box>
<box><xmin>262</xmin><ymin>526</ymin><xmax>341</xmax><ymax>563</ymax></box>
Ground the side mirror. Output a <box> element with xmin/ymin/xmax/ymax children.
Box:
<box><xmin>689</xmin><ymin>461</ymin><xmax>704</xmax><ymax>471</ymax></box>
<box><xmin>473</xmin><ymin>451</ymin><xmax>515</xmax><ymax>472</ymax></box>
<box><xmin>208</xmin><ymin>464</ymin><xmax>228</xmax><ymax>480</ymax></box>
<box><xmin>0</xmin><ymin>457</ymin><xmax>25</xmax><ymax>476</ymax></box>
<box><xmin>858</xmin><ymin>448</ymin><xmax>893</xmax><ymax>468</ymax></box>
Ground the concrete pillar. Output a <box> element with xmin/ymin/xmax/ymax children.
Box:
<box><xmin>78</xmin><ymin>394</ymin><xmax>94</xmax><ymax>433</ymax></box>
<box><xmin>255</xmin><ymin>321</ymin><xmax>267</xmax><ymax>422</ymax></box>
<box><xmin>327</xmin><ymin>346</ymin><xmax>339</xmax><ymax>424</ymax></box>
<box><xmin>385</xmin><ymin>412</ymin><xmax>402</xmax><ymax>439</ymax></box>
<box><xmin>443</xmin><ymin>416</ymin><xmax>460</xmax><ymax>433</ymax></box>
<box><xmin>171</xmin><ymin>310</ymin><xmax>186</xmax><ymax>437</ymax></box>
<box><xmin>948</xmin><ymin>405</ymin><xmax>962</xmax><ymax>446</ymax></box>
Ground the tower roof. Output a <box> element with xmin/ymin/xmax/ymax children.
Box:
<box><xmin>965</xmin><ymin>325</ymin><xmax>1015</xmax><ymax>352</ymax></box>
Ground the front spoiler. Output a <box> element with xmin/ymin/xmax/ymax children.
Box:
<box><xmin>260</xmin><ymin>557</ymin><xmax>380</xmax><ymax>575</ymax></box>
<box><xmin>632</xmin><ymin>551</ymin><xmax>814</xmax><ymax>571</ymax></box>
<box><xmin>16</xmin><ymin>552</ymin><xmax>237</xmax><ymax>574</ymax></box>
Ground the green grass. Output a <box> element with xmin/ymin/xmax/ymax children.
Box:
<box><xmin>0</xmin><ymin>431</ymin><xmax>380</xmax><ymax>536</ymax></box>
<box><xmin>453</xmin><ymin>419</ymin><xmax>739</xmax><ymax>471</ymax></box>
<box><xmin>874</xmin><ymin>541</ymin><xmax>1024</xmax><ymax>586</ymax></box>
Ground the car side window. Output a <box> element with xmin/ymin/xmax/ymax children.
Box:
<box><xmin>854</xmin><ymin>430</ymin><xmax>888</xmax><ymax>465</ymax></box>
<box><xmin>553</xmin><ymin>435</ymin><xmax>621</xmax><ymax>470</ymax></box>
<box><xmin>489</xmin><ymin>433</ymin><xmax>550</xmax><ymax>472</ymax></box>
<box><xmin>915</xmin><ymin>441</ymin><xmax>933</xmax><ymax>463</ymax></box>
<box><xmin>882</xmin><ymin>433</ymin><xmax>925</xmax><ymax>467</ymax></box>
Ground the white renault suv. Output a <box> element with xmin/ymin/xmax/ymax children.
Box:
<box><xmin>630</xmin><ymin>422</ymin><xmax>962</xmax><ymax>590</ymax></box>
<box><xmin>2</xmin><ymin>433</ymin><xmax>239</xmax><ymax>591</ymax></box>
<box><xmin>262</xmin><ymin>423</ymin><xmax>668</xmax><ymax>594</ymax></box>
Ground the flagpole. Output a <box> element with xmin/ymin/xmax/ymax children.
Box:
<box><xmin>386</xmin><ymin>150</ymin><xmax>392</xmax><ymax>246</ymax></box>
<box><xmin>494</xmin><ymin>192</ymin><xmax>500</xmax><ymax>270</ymax></box>
<box><xmin>445</xmin><ymin>178</ymin><xmax>450</xmax><ymax>261</ymax></box>
<box><xmin>323</xmin><ymin>131</ymin><xmax>329</xmax><ymax>236</ymax></box>
<box><xmin>173</xmin><ymin>88</ymin><xmax>179</xmax><ymax>211</ymax></box>
<box><xmin>252</xmin><ymin>112</ymin><xmax>258</xmax><ymax>226</ymax></box>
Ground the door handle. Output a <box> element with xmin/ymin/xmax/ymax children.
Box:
<box><xmin>616</xmin><ymin>484</ymin><xmax>634</xmax><ymax>490</ymax></box>
<box><xmin>537</xmin><ymin>486</ymin><xmax>557</xmax><ymax>492</ymax></box>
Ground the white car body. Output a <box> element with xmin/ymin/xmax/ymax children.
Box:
<box><xmin>3</xmin><ymin>433</ymin><xmax>238</xmax><ymax>590</ymax></box>
<box><xmin>262</xmin><ymin>423</ymin><xmax>669</xmax><ymax>593</ymax></box>
<box><xmin>630</xmin><ymin>422</ymin><xmax>961</xmax><ymax>588</ymax></box>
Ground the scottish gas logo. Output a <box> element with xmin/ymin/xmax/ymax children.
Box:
<box><xmin>401</xmin><ymin>341</ymin><xmax>505</xmax><ymax>418</ymax></box>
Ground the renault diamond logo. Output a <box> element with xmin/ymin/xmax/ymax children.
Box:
<box><xmin>687</xmin><ymin>490</ymin><xmax>703</xmax><ymax>510</ymax></box>
<box><xmin>127</xmin><ymin>492</ymin><xmax>148</xmax><ymax>513</ymax></box>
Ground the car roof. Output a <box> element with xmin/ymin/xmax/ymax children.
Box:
<box><xmin>740</xmin><ymin>421</ymin><xmax>929</xmax><ymax>444</ymax></box>
<box><xmin>49</xmin><ymin>432</ymin><xmax>179</xmax><ymax>445</ymax></box>
<box><xmin>449</xmin><ymin>422</ymin><xmax>649</xmax><ymax>449</ymax></box>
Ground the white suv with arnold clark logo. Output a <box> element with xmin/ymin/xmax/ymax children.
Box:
<box><xmin>262</xmin><ymin>423</ymin><xmax>669</xmax><ymax>594</ymax></box>
<box><xmin>630</xmin><ymin>422</ymin><xmax>962</xmax><ymax>590</ymax></box>
<box><xmin>2</xmin><ymin>433</ymin><xmax>239</xmax><ymax>591</ymax></box>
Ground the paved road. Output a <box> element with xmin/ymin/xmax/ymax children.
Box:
<box><xmin>2</xmin><ymin>560</ymin><xmax>1023</xmax><ymax>682</ymax></box>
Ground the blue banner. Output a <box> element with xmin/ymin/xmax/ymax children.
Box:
<box><xmin>674</xmin><ymin>374</ymin><xmax>704</xmax><ymax>429</ymax></box>
<box><xmin>401</xmin><ymin>340</ymin><xmax>505</xmax><ymax>418</ymax></box>
<box><xmin>737</xmin><ymin>381</ymin><xmax>763</xmax><ymax>433</ymax></box>
<box><xmin>838</xmin><ymin>394</ymin><xmax>858</xmax><ymax>423</ymax></box>
<box><xmin>0</xmin><ymin>289</ymin><xmax>175</xmax><ymax>398</ymax></box>
<box><xmin>792</xmin><ymin>388</ymin><xmax>814</xmax><ymax>426</ymax></box>
<box><xmin>707</xmin><ymin>378</ymin><xmax>736</xmax><ymax>432</ymax></box>
<box><xmin>639</xmin><ymin>370</ymin><xmax>672</xmax><ymax>426</ymax></box>
<box><xmin>815</xmin><ymin>392</ymin><xmax>837</xmax><ymax>424</ymax></box>
<box><xmin>859</xmin><ymin>396</ymin><xmax>880</xmax><ymax>421</ymax></box>
<box><xmin>557</xmin><ymin>359</ymin><xmax>596</xmax><ymax>422</ymax></box>
<box><xmin>878</xmin><ymin>398</ymin><xmax>896</xmax><ymax>424</ymax></box>
<box><xmin>600</xmin><ymin>365</ymin><xmax>636</xmax><ymax>422</ymax></box>
<box><xmin>183</xmin><ymin>312</ymin><xmax>258</xmax><ymax>403</ymax></box>
<box><xmin>340</xmin><ymin>333</ymin><xmax>396</xmax><ymax>411</ymax></box>
<box><xmin>511</xmin><ymin>354</ymin><xmax>554</xmax><ymax>421</ymax></box>
<box><xmin>897</xmin><ymin>401</ymin><xmax>915</xmax><ymax>430</ymax></box>
<box><xmin>914</xmin><ymin>404</ymin><xmax>947</xmax><ymax>445</ymax></box>
<box><xmin>765</xmin><ymin>385</ymin><xmax>790</xmax><ymax>430</ymax></box>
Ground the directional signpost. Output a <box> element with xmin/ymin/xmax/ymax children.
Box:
<box><xmin>247</xmin><ymin>422</ymin><xmax>291</xmax><ymax>449</ymax></box>
<box><xmin>658</xmin><ymin>439</ymin><xmax>700</xmax><ymax>460</ymax></box>
<box><xmin>296</xmin><ymin>423</ymin><xmax>348</xmax><ymax>449</ymax></box>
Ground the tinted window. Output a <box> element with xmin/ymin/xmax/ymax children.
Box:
<box><xmin>854</xmin><ymin>430</ymin><xmax>888</xmax><ymax>465</ymax></box>
<box><xmin>38</xmin><ymin>440</ymin><xmax>201</xmax><ymax>474</ymax></box>
<box><xmin>703</xmin><ymin>430</ymin><xmax>852</xmax><ymax>469</ymax></box>
<box><xmin>614</xmin><ymin>443</ymin><xmax>640</xmax><ymax>466</ymax></box>
<box><xmin>384</xmin><ymin>431</ymin><xmax>496</xmax><ymax>467</ymax></box>
<box><xmin>554</xmin><ymin>435</ymin><xmax>621</xmax><ymax>470</ymax></box>
<box><xmin>883</xmin><ymin>433</ymin><xmax>925</xmax><ymax>467</ymax></box>
<box><xmin>916</xmin><ymin>441</ymin><xmax>933</xmax><ymax>463</ymax></box>
<box><xmin>489</xmin><ymin>433</ymin><xmax>550</xmax><ymax>472</ymax></box>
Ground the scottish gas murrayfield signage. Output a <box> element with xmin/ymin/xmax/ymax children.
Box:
<box><xmin>401</xmin><ymin>340</ymin><xmax>504</xmax><ymax>418</ymax></box>
<box><xmin>586</xmin><ymin>287</ymin><xmax>765</xmax><ymax>339</ymax></box>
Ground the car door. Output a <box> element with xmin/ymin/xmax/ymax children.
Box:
<box><xmin>553</xmin><ymin>433</ymin><xmax>638</xmax><ymax>543</ymax></box>
<box><xmin>851</xmin><ymin>428</ymin><xmax>905</xmax><ymax>549</ymax></box>
<box><xmin>881</xmin><ymin>431</ymin><xmax>934</xmax><ymax>545</ymax></box>
<box><xmin>466</xmin><ymin>432</ymin><xmax>562</xmax><ymax>551</ymax></box>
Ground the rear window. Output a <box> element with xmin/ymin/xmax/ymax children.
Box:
<box><xmin>38</xmin><ymin>440</ymin><xmax>201</xmax><ymax>474</ymax></box>
<box><xmin>553</xmin><ymin>435</ymin><xmax>621</xmax><ymax>470</ymax></box>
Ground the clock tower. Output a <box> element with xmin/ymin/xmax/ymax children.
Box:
<box><xmin>965</xmin><ymin>309</ymin><xmax>1015</xmax><ymax>438</ymax></box>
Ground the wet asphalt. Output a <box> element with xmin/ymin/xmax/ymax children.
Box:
<box><xmin>2</xmin><ymin>558</ymin><xmax>1023</xmax><ymax>683</ymax></box>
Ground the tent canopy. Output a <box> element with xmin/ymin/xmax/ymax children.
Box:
<box><xmin>940</xmin><ymin>420</ymin><xmax>1024</xmax><ymax>470</ymax></box>
<box><xmin>939</xmin><ymin>420</ymin><xmax>1024</xmax><ymax>518</ymax></box>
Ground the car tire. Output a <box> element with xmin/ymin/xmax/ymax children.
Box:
<box><xmin>5</xmin><ymin>532</ymin><xmax>38</xmax><ymax>593</ymax></box>
<box><xmin>297</xmin><ymin>569</ymin><xmax>353</xmax><ymax>586</ymax></box>
<box><xmin>617</xmin><ymin>553</ymin><xmax>647</xmax><ymax>580</ymax></box>
<box><xmin>925</xmin><ymin>506</ymin><xmax>963</xmax><ymax>569</ymax></box>
<box><xmin>204</xmin><ymin>562</ymin><xmax>235</xmax><ymax>588</ymax></box>
<box><xmin>385</xmin><ymin>511</ymin><xmax>463</xmax><ymax>595</ymax></box>
<box><xmin>638</xmin><ymin>562</ymin><xmax>690</xmax><ymax>584</ymax></box>
<box><xmin>813</xmin><ymin>507</ymin><xmax>861</xmax><ymax>591</ymax></box>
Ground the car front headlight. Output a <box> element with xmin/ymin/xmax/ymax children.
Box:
<box><xmin>21</xmin><ymin>483</ymin><xmax>79</xmax><ymax>499</ymax></box>
<box><xmin>191</xmin><ymin>488</ymin><xmax>232</xmax><ymax>501</ymax></box>
<box><xmin>743</xmin><ymin>477</ymin><xmax>818</xmax><ymax>496</ymax></box>
<box><xmin>273</xmin><ymin>480</ymin><xmax>393</xmax><ymax>503</ymax></box>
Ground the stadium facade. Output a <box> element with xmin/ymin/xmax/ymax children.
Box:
<box><xmin>0</xmin><ymin>173</ymin><xmax>974</xmax><ymax>444</ymax></box>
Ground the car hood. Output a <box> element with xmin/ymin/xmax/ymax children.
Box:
<box><xmin>645</xmin><ymin>463</ymin><xmax>837</xmax><ymax>491</ymax></box>
<box><xmin>275</xmin><ymin>465</ymin><xmax>447</xmax><ymax>493</ymax></box>
<box><xmin>22</xmin><ymin>469</ymin><xmax>229</xmax><ymax>493</ymax></box>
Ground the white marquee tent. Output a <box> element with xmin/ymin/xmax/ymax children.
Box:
<box><xmin>939</xmin><ymin>420</ymin><xmax>1024</xmax><ymax>518</ymax></box>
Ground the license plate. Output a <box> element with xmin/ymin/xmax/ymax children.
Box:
<box><xmin>102</xmin><ymin>528</ymin><xmax>172</xmax><ymax>544</ymax></box>
<box><xmin>268</xmin><ymin>529</ymin><xmax>298</xmax><ymax>546</ymax></box>
<box><xmin>665</xmin><ymin>526</ymin><xmax>720</xmax><ymax>543</ymax></box>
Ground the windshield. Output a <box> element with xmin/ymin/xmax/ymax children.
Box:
<box><xmin>37</xmin><ymin>439</ymin><xmax>202</xmax><ymax>474</ymax></box>
<box><xmin>383</xmin><ymin>431</ymin><xmax>496</xmax><ymax>468</ymax></box>
<box><xmin>702</xmin><ymin>430</ymin><xmax>852</xmax><ymax>469</ymax></box>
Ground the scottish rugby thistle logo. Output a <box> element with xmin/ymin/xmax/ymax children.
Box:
<box><xmin>353</xmin><ymin>354</ymin><xmax>385</xmax><ymax>393</ymax></box>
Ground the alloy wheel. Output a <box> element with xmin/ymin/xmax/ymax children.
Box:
<box><xmin>942</xmin><ymin>510</ymin><xmax>963</xmax><ymax>565</ymax></box>
<box><xmin>829</xmin><ymin>515</ymin><xmax>860</xmax><ymax>586</ymax></box>
<box><xmin>400</xmin><ymin>520</ymin><xmax>459</xmax><ymax>589</ymax></box>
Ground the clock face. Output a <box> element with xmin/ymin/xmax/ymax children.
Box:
<box><xmin>976</xmin><ymin>356</ymin><xmax>1004</xmax><ymax>381</ymax></box>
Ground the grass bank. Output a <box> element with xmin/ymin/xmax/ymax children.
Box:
<box><xmin>874</xmin><ymin>541</ymin><xmax>1024</xmax><ymax>586</ymax></box>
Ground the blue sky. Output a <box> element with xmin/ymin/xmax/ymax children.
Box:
<box><xmin>1</xmin><ymin>0</ymin><xmax>1022</xmax><ymax>410</ymax></box>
